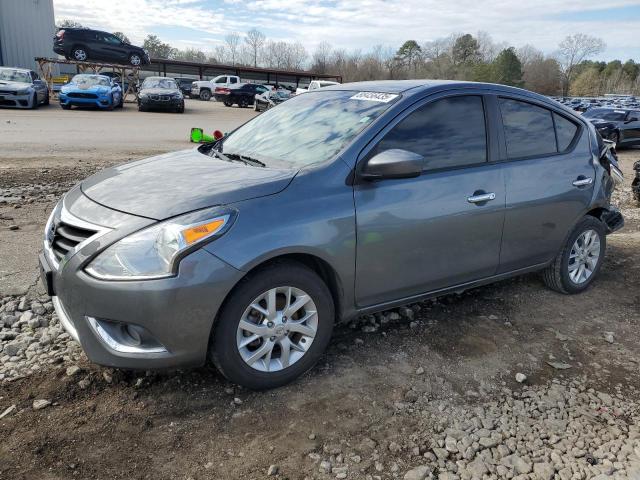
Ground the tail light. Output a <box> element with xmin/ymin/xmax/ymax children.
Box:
<box><xmin>215</xmin><ymin>87</ymin><xmax>230</xmax><ymax>94</ymax></box>
<box><xmin>56</xmin><ymin>30</ymin><xmax>65</xmax><ymax>40</ymax></box>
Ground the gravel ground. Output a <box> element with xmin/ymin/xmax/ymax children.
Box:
<box><xmin>0</xmin><ymin>105</ymin><xmax>639</xmax><ymax>480</ymax></box>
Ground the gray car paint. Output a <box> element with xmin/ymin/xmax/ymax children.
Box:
<box><xmin>43</xmin><ymin>80</ymin><xmax>620</xmax><ymax>370</ymax></box>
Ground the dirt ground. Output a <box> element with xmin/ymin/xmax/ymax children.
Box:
<box><xmin>0</xmin><ymin>103</ymin><xmax>639</xmax><ymax>480</ymax></box>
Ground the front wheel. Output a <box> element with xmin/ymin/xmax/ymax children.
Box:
<box><xmin>30</xmin><ymin>92</ymin><xmax>39</xmax><ymax>109</ymax></box>
<box><xmin>129</xmin><ymin>53</ymin><xmax>142</xmax><ymax>66</ymax></box>
<box><xmin>211</xmin><ymin>262</ymin><xmax>335</xmax><ymax>390</ymax></box>
<box><xmin>199</xmin><ymin>89</ymin><xmax>211</xmax><ymax>101</ymax></box>
<box><xmin>543</xmin><ymin>216</ymin><xmax>606</xmax><ymax>294</ymax></box>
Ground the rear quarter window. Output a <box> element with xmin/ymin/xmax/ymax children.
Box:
<box><xmin>499</xmin><ymin>98</ymin><xmax>556</xmax><ymax>159</ymax></box>
<box><xmin>553</xmin><ymin>113</ymin><xmax>579</xmax><ymax>152</ymax></box>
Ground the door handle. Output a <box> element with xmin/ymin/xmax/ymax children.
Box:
<box><xmin>572</xmin><ymin>177</ymin><xmax>593</xmax><ymax>187</ymax></box>
<box><xmin>467</xmin><ymin>192</ymin><xmax>496</xmax><ymax>204</ymax></box>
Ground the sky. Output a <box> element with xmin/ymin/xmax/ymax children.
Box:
<box><xmin>52</xmin><ymin>0</ymin><xmax>640</xmax><ymax>62</ymax></box>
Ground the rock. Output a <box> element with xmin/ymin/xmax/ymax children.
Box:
<box><xmin>102</xmin><ymin>371</ymin><xmax>113</xmax><ymax>384</ymax></box>
<box><xmin>403</xmin><ymin>465</ymin><xmax>431</xmax><ymax>480</ymax></box>
<box><xmin>502</xmin><ymin>454</ymin><xmax>532</xmax><ymax>475</ymax></box>
<box><xmin>415</xmin><ymin>366</ymin><xmax>424</xmax><ymax>375</ymax></box>
<box><xmin>0</xmin><ymin>404</ymin><xmax>17</xmax><ymax>419</ymax></box>
<box><xmin>33</xmin><ymin>399</ymin><xmax>51</xmax><ymax>410</ymax></box>
<box><xmin>433</xmin><ymin>447</ymin><xmax>449</xmax><ymax>460</ymax></box>
<box><xmin>267</xmin><ymin>465</ymin><xmax>278</xmax><ymax>476</ymax></box>
<box><xmin>604</xmin><ymin>332</ymin><xmax>615</xmax><ymax>344</ymax></box>
<box><xmin>319</xmin><ymin>460</ymin><xmax>332</xmax><ymax>474</ymax></box>
<box><xmin>515</xmin><ymin>372</ymin><xmax>527</xmax><ymax>383</ymax></box>
<box><xmin>546</xmin><ymin>361</ymin><xmax>571</xmax><ymax>370</ymax></box>
<box><xmin>66</xmin><ymin>365</ymin><xmax>81</xmax><ymax>376</ymax></box>
<box><xmin>533</xmin><ymin>462</ymin><xmax>555</xmax><ymax>480</ymax></box>
<box><xmin>8</xmin><ymin>225</ymin><xmax>19</xmax><ymax>231</ymax></box>
<box><xmin>466</xmin><ymin>458</ymin><xmax>489</xmax><ymax>477</ymax></box>
<box><xmin>308</xmin><ymin>433</ymin><xmax>316</xmax><ymax>440</ymax></box>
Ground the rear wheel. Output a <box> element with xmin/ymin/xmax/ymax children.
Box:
<box><xmin>129</xmin><ymin>53</ymin><xmax>142</xmax><ymax>66</ymax></box>
<box><xmin>199</xmin><ymin>89</ymin><xmax>211</xmax><ymax>101</ymax></box>
<box><xmin>543</xmin><ymin>216</ymin><xmax>606</xmax><ymax>294</ymax></box>
<box><xmin>211</xmin><ymin>262</ymin><xmax>334</xmax><ymax>390</ymax></box>
<box><xmin>72</xmin><ymin>46</ymin><xmax>88</xmax><ymax>62</ymax></box>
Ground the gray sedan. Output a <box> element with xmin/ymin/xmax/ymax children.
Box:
<box><xmin>0</xmin><ymin>67</ymin><xmax>49</xmax><ymax>108</ymax></box>
<box><xmin>41</xmin><ymin>80</ymin><xmax>623</xmax><ymax>389</ymax></box>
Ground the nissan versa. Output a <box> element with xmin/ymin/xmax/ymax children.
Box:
<box><xmin>40</xmin><ymin>80</ymin><xmax>624</xmax><ymax>389</ymax></box>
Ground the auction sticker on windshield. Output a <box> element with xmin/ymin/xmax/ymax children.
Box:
<box><xmin>350</xmin><ymin>92</ymin><xmax>399</xmax><ymax>103</ymax></box>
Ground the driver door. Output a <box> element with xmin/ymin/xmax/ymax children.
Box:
<box><xmin>354</xmin><ymin>93</ymin><xmax>505</xmax><ymax>307</ymax></box>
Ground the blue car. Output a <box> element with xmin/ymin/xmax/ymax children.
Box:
<box><xmin>59</xmin><ymin>74</ymin><xmax>123</xmax><ymax>110</ymax></box>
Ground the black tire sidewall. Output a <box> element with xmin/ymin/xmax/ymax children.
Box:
<box><xmin>560</xmin><ymin>217</ymin><xmax>606</xmax><ymax>293</ymax></box>
<box><xmin>200</xmin><ymin>90</ymin><xmax>211</xmax><ymax>101</ymax></box>
<box><xmin>212</xmin><ymin>263</ymin><xmax>334</xmax><ymax>390</ymax></box>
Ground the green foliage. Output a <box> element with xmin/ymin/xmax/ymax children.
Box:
<box><xmin>56</xmin><ymin>19</ymin><xmax>83</xmax><ymax>28</ymax></box>
<box><xmin>452</xmin><ymin>34</ymin><xmax>481</xmax><ymax>65</ymax></box>
<box><xmin>493</xmin><ymin>48</ymin><xmax>523</xmax><ymax>86</ymax></box>
<box><xmin>472</xmin><ymin>63</ymin><xmax>497</xmax><ymax>83</ymax></box>
<box><xmin>142</xmin><ymin>35</ymin><xmax>176</xmax><ymax>60</ymax></box>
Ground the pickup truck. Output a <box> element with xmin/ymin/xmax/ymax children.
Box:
<box><xmin>295</xmin><ymin>80</ymin><xmax>340</xmax><ymax>95</ymax></box>
<box><xmin>191</xmin><ymin>75</ymin><xmax>240</xmax><ymax>101</ymax></box>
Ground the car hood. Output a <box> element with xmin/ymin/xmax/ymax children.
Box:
<box><xmin>141</xmin><ymin>88</ymin><xmax>180</xmax><ymax>95</ymax></box>
<box><xmin>0</xmin><ymin>80</ymin><xmax>31</xmax><ymax>90</ymax></box>
<box><xmin>81</xmin><ymin>149</ymin><xmax>296</xmax><ymax>220</ymax></box>
<box><xmin>63</xmin><ymin>83</ymin><xmax>110</xmax><ymax>93</ymax></box>
<box><xmin>588</xmin><ymin>118</ymin><xmax>616</xmax><ymax>126</ymax></box>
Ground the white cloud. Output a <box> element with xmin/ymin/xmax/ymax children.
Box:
<box><xmin>53</xmin><ymin>0</ymin><xmax>640</xmax><ymax>60</ymax></box>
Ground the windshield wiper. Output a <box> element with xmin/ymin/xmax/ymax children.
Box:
<box><xmin>225</xmin><ymin>153</ymin><xmax>266</xmax><ymax>168</ymax></box>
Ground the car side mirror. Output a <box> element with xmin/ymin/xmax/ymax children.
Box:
<box><xmin>360</xmin><ymin>149</ymin><xmax>424</xmax><ymax>180</ymax></box>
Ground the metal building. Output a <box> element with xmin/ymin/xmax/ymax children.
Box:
<box><xmin>0</xmin><ymin>0</ymin><xmax>56</xmax><ymax>70</ymax></box>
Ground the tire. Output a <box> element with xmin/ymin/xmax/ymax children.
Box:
<box><xmin>177</xmin><ymin>102</ymin><xmax>185</xmax><ymax>113</ymax></box>
<box><xmin>61</xmin><ymin>103</ymin><xmax>71</xmax><ymax>110</ymax></box>
<box><xmin>71</xmin><ymin>46</ymin><xmax>88</xmax><ymax>62</ymax></box>
<box><xmin>129</xmin><ymin>53</ymin><xmax>142</xmax><ymax>67</ymax></box>
<box><xmin>199</xmin><ymin>89</ymin><xmax>211</xmax><ymax>101</ymax></box>
<box><xmin>543</xmin><ymin>216</ymin><xmax>606</xmax><ymax>294</ymax></box>
<box><xmin>106</xmin><ymin>95</ymin><xmax>114</xmax><ymax>111</ymax></box>
<box><xmin>43</xmin><ymin>91</ymin><xmax>50</xmax><ymax>105</ymax></box>
<box><xmin>239</xmin><ymin>99</ymin><xmax>249</xmax><ymax>108</ymax></box>
<box><xmin>254</xmin><ymin>102</ymin><xmax>260</xmax><ymax>112</ymax></box>
<box><xmin>30</xmin><ymin>92</ymin><xmax>39</xmax><ymax>109</ymax></box>
<box><xmin>211</xmin><ymin>261</ymin><xmax>335</xmax><ymax>390</ymax></box>
<box><xmin>138</xmin><ymin>103</ymin><xmax>146</xmax><ymax>112</ymax></box>
<box><xmin>223</xmin><ymin>101</ymin><xmax>233</xmax><ymax>107</ymax></box>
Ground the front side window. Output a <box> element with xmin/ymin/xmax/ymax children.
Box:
<box><xmin>499</xmin><ymin>98</ymin><xmax>556</xmax><ymax>158</ymax></box>
<box><xmin>215</xmin><ymin>77</ymin><xmax>226</xmax><ymax>84</ymax></box>
<box><xmin>219</xmin><ymin>90</ymin><xmax>397</xmax><ymax>168</ymax></box>
<box><xmin>373</xmin><ymin>95</ymin><xmax>487</xmax><ymax>171</ymax></box>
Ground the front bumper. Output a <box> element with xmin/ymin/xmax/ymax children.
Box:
<box><xmin>41</xmin><ymin>190</ymin><xmax>243</xmax><ymax>369</ymax></box>
<box><xmin>60</xmin><ymin>93</ymin><xmax>113</xmax><ymax>108</ymax></box>
<box><xmin>139</xmin><ymin>97</ymin><xmax>183</xmax><ymax>109</ymax></box>
<box><xmin>0</xmin><ymin>91</ymin><xmax>32</xmax><ymax>108</ymax></box>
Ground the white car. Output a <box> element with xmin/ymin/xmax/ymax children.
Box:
<box><xmin>191</xmin><ymin>75</ymin><xmax>240</xmax><ymax>101</ymax></box>
<box><xmin>0</xmin><ymin>67</ymin><xmax>49</xmax><ymax>109</ymax></box>
<box><xmin>295</xmin><ymin>80</ymin><xmax>340</xmax><ymax>95</ymax></box>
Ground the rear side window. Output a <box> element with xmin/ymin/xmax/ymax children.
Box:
<box><xmin>230</xmin><ymin>77</ymin><xmax>238</xmax><ymax>84</ymax></box>
<box><xmin>499</xmin><ymin>98</ymin><xmax>556</xmax><ymax>158</ymax></box>
<box><xmin>553</xmin><ymin>113</ymin><xmax>578</xmax><ymax>152</ymax></box>
<box><xmin>374</xmin><ymin>95</ymin><xmax>487</xmax><ymax>171</ymax></box>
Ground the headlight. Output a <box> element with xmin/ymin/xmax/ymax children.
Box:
<box><xmin>85</xmin><ymin>207</ymin><xmax>236</xmax><ymax>280</ymax></box>
<box><xmin>18</xmin><ymin>87</ymin><xmax>31</xmax><ymax>94</ymax></box>
<box><xmin>139</xmin><ymin>92</ymin><xmax>148</xmax><ymax>98</ymax></box>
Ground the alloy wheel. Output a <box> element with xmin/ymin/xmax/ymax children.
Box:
<box><xmin>130</xmin><ymin>55</ymin><xmax>141</xmax><ymax>66</ymax></box>
<box><xmin>74</xmin><ymin>49</ymin><xmax>87</xmax><ymax>61</ymax></box>
<box><xmin>568</xmin><ymin>229</ymin><xmax>601</xmax><ymax>284</ymax></box>
<box><xmin>236</xmin><ymin>286</ymin><xmax>318</xmax><ymax>372</ymax></box>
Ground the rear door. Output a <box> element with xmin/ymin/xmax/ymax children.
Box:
<box><xmin>96</xmin><ymin>33</ymin><xmax>129</xmax><ymax>63</ymax></box>
<box><xmin>354</xmin><ymin>92</ymin><xmax>506</xmax><ymax>307</ymax></box>
<box><xmin>496</xmin><ymin>96</ymin><xmax>595</xmax><ymax>273</ymax></box>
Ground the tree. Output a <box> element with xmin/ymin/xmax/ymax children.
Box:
<box><xmin>570</xmin><ymin>67</ymin><xmax>602</xmax><ymax>96</ymax></box>
<box><xmin>556</xmin><ymin>34</ymin><xmax>605</xmax><ymax>96</ymax></box>
<box><xmin>452</xmin><ymin>34</ymin><xmax>481</xmax><ymax>65</ymax></box>
<box><xmin>396</xmin><ymin>40</ymin><xmax>422</xmax><ymax>73</ymax></box>
<box><xmin>245</xmin><ymin>28</ymin><xmax>266</xmax><ymax>67</ymax></box>
<box><xmin>174</xmin><ymin>48</ymin><xmax>207</xmax><ymax>63</ymax></box>
<box><xmin>312</xmin><ymin>42</ymin><xmax>333</xmax><ymax>73</ymax></box>
<box><xmin>493</xmin><ymin>47</ymin><xmax>523</xmax><ymax>86</ymax></box>
<box><xmin>142</xmin><ymin>35</ymin><xmax>175</xmax><ymax>59</ymax></box>
<box><xmin>112</xmin><ymin>31</ymin><xmax>131</xmax><ymax>44</ymax></box>
<box><xmin>523</xmin><ymin>58</ymin><xmax>561</xmax><ymax>95</ymax></box>
<box><xmin>225</xmin><ymin>32</ymin><xmax>241</xmax><ymax>65</ymax></box>
<box><xmin>56</xmin><ymin>19</ymin><xmax>83</xmax><ymax>28</ymax></box>
<box><xmin>472</xmin><ymin>63</ymin><xmax>497</xmax><ymax>83</ymax></box>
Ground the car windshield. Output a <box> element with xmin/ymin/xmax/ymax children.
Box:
<box><xmin>0</xmin><ymin>68</ymin><xmax>30</xmax><ymax>83</ymax></box>
<box><xmin>583</xmin><ymin>108</ymin><xmax>627</xmax><ymax>121</ymax></box>
<box><xmin>219</xmin><ymin>90</ymin><xmax>398</xmax><ymax>168</ymax></box>
<box><xmin>73</xmin><ymin>75</ymin><xmax>110</xmax><ymax>87</ymax></box>
<box><xmin>142</xmin><ymin>78</ymin><xmax>177</xmax><ymax>89</ymax></box>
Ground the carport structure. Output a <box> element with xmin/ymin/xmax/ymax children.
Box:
<box><xmin>147</xmin><ymin>58</ymin><xmax>342</xmax><ymax>88</ymax></box>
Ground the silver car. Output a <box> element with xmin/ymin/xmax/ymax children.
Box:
<box><xmin>40</xmin><ymin>80</ymin><xmax>624</xmax><ymax>389</ymax></box>
<box><xmin>0</xmin><ymin>67</ymin><xmax>49</xmax><ymax>108</ymax></box>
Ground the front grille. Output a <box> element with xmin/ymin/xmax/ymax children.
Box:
<box><xmin>67</xmin><ymin>92</ymin><xmax>98</xmax><ymax>99</ymax></box>
<box><xmin>150</xmin><ymin>94</ymin><xmax>171</xmax><ymax>101</ymax></box>
<box><xmin>0</xmin><ymin>89</ymin><xmax>17</xmax><ymax>95</ymax></box>
<box><xmin>50</xmin><ymin>220</ymin><xmax>97</xmax><ymax>262</ymax></box>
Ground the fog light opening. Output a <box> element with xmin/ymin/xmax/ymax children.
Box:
<box><xmin>124</xmin><ymin>324</ymin><xmax>143</xmax><ymax>346</ymax></box>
